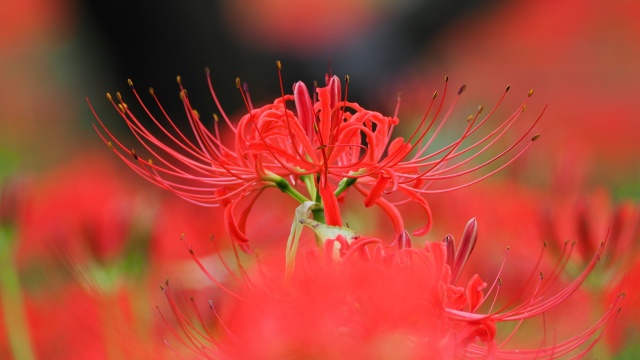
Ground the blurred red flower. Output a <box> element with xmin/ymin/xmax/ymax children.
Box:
<box><xmin>390</xmin><ymin>0</ymin><xmax>640</xmax><ymax>181</ymax></box>
<box><xmin>17</xmin><ymin>153</ymin><xmax>142</xmax><ymax>265</ymax></box>
<box><xmin>159</xmin><ymin>219</ymin><xmax>621</xmax><ymax>359</ymax></box>
<box><xmin>220</xmin><ymin>0</ymin><xmax>379</xmax><ymax>55</ymax></box>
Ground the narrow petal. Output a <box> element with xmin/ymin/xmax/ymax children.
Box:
<box><xmin>224</xmin><ymin>201</ymin><xmax>250</xmax><ymax>244</ymax></box>
<box><xmin>363</xmin><ymin>174</ymin><xmax>390</xmax><ymax>208</ymax></box>
<box><xmin>318</xmin><ymin>180</ymin><xmax>343</xmax><ymax>227</ymax></box>
<box><xmin>452</xmin><ymin>218</ymin><xmax>477</xmax><ymax>284</ymax></box>
<box><xmin>293</xmin><ymin>81</ymin><xmax>315</xmax><ymax>141</ymax></box>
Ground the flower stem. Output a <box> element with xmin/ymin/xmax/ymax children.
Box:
<box><xmin>311</xmin><ymin>209</ymin><xmax>326</xmax><ymax>239</ymax></box>
<box><xmin>301</xmin><ymin>174</ymin><xmax>317</xmax><ymax>200</ymax></box>
<box><xmin>271</xmin><ymin>176</ymin><xmax>311</xmax><ymax>203</ymax></box>
<box><xmin>334</xmin><ymin>177</ymin><xmax>358</xmax><ymax>197</ymax></box>
<box><xmin>0</xmin><ymin>228</ymin><xmax>35</xmax><ymax>360</ymax></box>
<box><xmin>312</xmin><ymin>186</ymin><xmax>326</xmax><ymax>226</ymax></box>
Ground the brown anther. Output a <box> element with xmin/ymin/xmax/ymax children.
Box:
<box><xmin>540</xmin><ymin>272</ymin><xmax>544</xmax><ymax>280</ymax></box>
<box><xmin>477</xmin><ymin>105</ymin><xmax>484</xmax><ymax>114</ymax></box>
<box><xmin>116</xmin><ymin>92</ymin><xmax>123</xmax><ymax>102</ymax></box>
<box><xmin>521</xmin><ymin>104</ymin><xmax>527</xmax><ymax>112</ymax></box>
<box><xmin>531</xmin><ymin>134</ymin><xmax>541</xmax><ymax>141</ymax></box>
<box><xmin>159</xmin><ymin>285</ymin><xmax>164</xmax><ymax>291</ymax></box>
<box><xmin>344</xmin><ymin>75</ymin><xmax>350</xmax><ymax>83</ymax></box>
<box><xmin>130</xmin><ymin>149</ymin><xmax>138</xmax><ymax>160</ymax></box>
<box><xmin>444</xmin><ymin>75</ymin><xmax>449</xmax><ymax>82</ymax></box>
<box><xmin>127</xmin><ymin>79</ymin><xmax>133</xmax><ymax>87</ymax></box>
<box><xmin>498</xmin><ymin>278</ymin><xmax>503</xmax><ymax>286</ymax></box>
<box><xmin>505</xmin><ymin>84</ymin><xmax>511</xmax><ymax>92</ymax></box>
<box><xmin>213</xmin><ymin>113</ymin><xmax>219</xmax><ymax>122</ymax></box>
<box><xmin>528</xmin><ymin>88</ymin><xmax>534</xmax><ymax>97</ymax></box>
<box><xmin>506</xmin><ymin>246</ymin><xmax>510</xmax><ymax>251</ymax></box>
<box><xmin>235</xmin><ymin>77</ymin><xmax>241</xmax><ymax>88</ymax></box>
<box><xmin>147</xmin><ymin>158</ymin><xmax>153</xmax><ymax>165</ymax></box>
<box><xmin>176</xmin><ymin>75</ymin><xmax>182</xmax><ymax>84</ymax></box>
<box><xmin>106</xmin><ymin>92</ymin><xmax>113</xmax><ymax>101</ymax></box>
<box><xmin>149</xmin><ymin>87</ymin><xmax>155</xmax><ymax>95</ymax></box>
<box><xmin>192</xmin><ymin>109</ymin><xmax>200</xmax><ymax>118</ymax></box>
<box><xmin>432</xmin><ymin>91</ymin><xmax>438</xmax><ymax>99</ymax></box>
<box><xmin>458</xmin><ymin>84</ymin><xmax>467</xmax><ymax>95</ymax></box>
<box><xmin>190</xmin><ymin>296</ymin><xmax>195</xmax><ymax>301</ymax></box>
<box><xmin>107</xmin><ymin>141</ymin><xmax>113</xmax><ymax>149</ymax></box>
<box><xmin>276</xmin><ymin>60</ymin><xmax>282</xmax><ymax>70</ymax></box>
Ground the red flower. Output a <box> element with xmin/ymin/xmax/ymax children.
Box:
<box><xmin>17</xmin><ymin>153</ymin><xmax>140</xmax><ymax>264</ymax></box>
<box><xmin>91</xmin><ymin>65</ymin><xmax>542</xmax><ymax>246</ymax></box>
<box><xmin>541</xmin><ymin>187</ymin><xmax>640</xmax><ymax>273</ymax></box>
<box><xmin>159</xmin><ymin>218</ymin><xmax>622</xmax><ymax>359</ymax></box>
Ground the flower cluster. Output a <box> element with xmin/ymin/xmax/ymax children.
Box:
<box><xmin>91</xmin><ymin>63</ymin><xmax>541</xmax><ymax>247</ymax></box>
<box><xmin>161</xmin><ymin>219</ymin><xmax>622</xmax><ymax>359</ymax></box>
<box><xmin>90</xmin><ymin>64</ymin><xmax>625</xmax><ymax>359</ymax></box>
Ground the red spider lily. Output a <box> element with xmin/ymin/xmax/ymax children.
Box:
<box><xmin>0</xmin><ymin>158</ymin><xmax>185</xmax><ymax>359</ymax></box>
<box><xmin>393</xmin><ymin>0</ymin><xmax>640</xmax><ymax>178</ymax></box>
<box><xmin>158</xmin><ymin>218</ymin><xmax>622</xmax><ymax>359</ymax></box>
<box><xmin>0</xmin><ymin>279</ymin><xmax>170</xmax><ymax>360</ymax></box>
<box><xmin>90</xmin><ymin>64</ymin><xmax>542</xmax><ymax>247</ymax></box>
<box><xmin>541</xmin><ymin>188</ymin><xmax>640</xmax><ymax>274</ymax></box>
<box><xmin>17</xmin><ymin>154</ymin><xmax>140</xmax><ymax>264</ymax></box>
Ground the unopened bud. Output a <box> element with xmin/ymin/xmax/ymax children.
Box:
<box><xmin>397</xmin><ymin>230</ymin><xmax>412</xmax><ymax>249</ymax></box>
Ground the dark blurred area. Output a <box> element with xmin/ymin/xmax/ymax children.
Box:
<box><xmin>80</xmin><ymin>0</ymin><xmax>498</xmax><ymax>118</ymax></box>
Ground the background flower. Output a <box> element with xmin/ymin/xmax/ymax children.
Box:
<box><xmin>1</xmin><ymin>0</ymin><xmax>638</xmax><ymax>358</ymax></box>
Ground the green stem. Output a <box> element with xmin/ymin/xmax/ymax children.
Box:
<box><xmin>272</xmin><ymin>177</ymin><xmax>310</xmax><ymax>203</ymax></box>
<box><xmin>301</xmin><ymin>175</ymin><xmax>317</xmax><ymax>201</ymax></box>
<box><xmin>311</xmin><ymin>183</ymin><xmax>327</xmax><ymax>246</ymax></box>
<box><xmin>311</xmin><ymin>208</ymin><xmax>326</xmax><ymax>224</ymax></box>
<box><xmin>334</xmin><ymin>177</ymin><xmax>358</xmax><ymax>197</ymax></box>
<box><xmin>310</xmin><ymin>209</ymin><xmax>326</xmax><ymax>246</ymax></box>
<box><xmin>0</xmin><ymin>228</ymin><xmax>35</xmax><ymax>360</ymax></box>
<box><xmin>312</xmin><ymin>182</ymin><xmax>326</xmax><ymax>225</ymax></box>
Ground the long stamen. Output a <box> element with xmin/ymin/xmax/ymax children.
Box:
<box><xmin>275</xmin><ymin>61</ymin><xmax>317</xmax><ymax>169</ymax></box>
<box><xmin>205</xmin><ymin>67</ymin><xmax>236</xmax><ymax>132</ymax></box>
<box><xmin>236</xmin><ymin>77</ymin><xmax>252</xmax><ymax>113</ymax></box>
